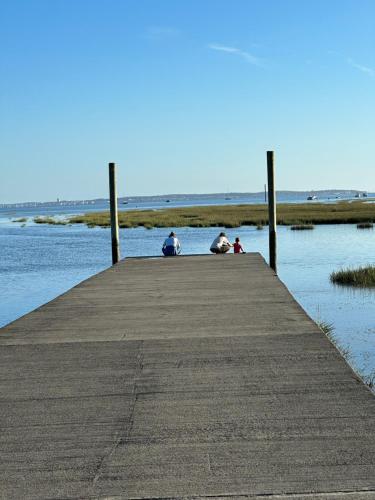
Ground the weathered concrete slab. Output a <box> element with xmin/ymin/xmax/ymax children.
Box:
<box><xmin>0</xmin><ymin>253</ymin><xmax>374</xmax><ymax>499</ymax></box>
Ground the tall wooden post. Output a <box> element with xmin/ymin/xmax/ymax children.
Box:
<box><xmin>109</xmin><ymin>162</ymin><xmax>120</xmax><ymax>265</ymax></box>
<box><xmin>267</xmin><ymin>151</ymin><xmax>277</xmax><ymax>273</ymax></box>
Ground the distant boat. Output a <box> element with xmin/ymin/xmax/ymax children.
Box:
<box><xmin>307</xmin><ymin>195</ymin><xmax>317</xmax><ymax>201</ymax></box>
<box><xmin>363</xmin><ymin>192</ymin><xmax>368</xmax><ymax>197</ymax></box>
<box><xmin>165</xmin><ymin>199</ymin><xmax>171</xmax><ymax>203</ymax></box>
<box><xmin>225</xmin><ymin>197</ymin><xmax>231</xmax><ymax>200</ymax></box>
<box><xmin>355</xmin><ymin>193</ymin><xmax>360</xmax><ymax>198</ymax></box>
<box><xmin>122</xmin><ymin>201</ymin><xmax>128</xmax><ymax>205</ymax></box>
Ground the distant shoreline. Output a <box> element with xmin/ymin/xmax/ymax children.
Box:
<box><xmin>1</xmin><ymin>189</ymin><xmax>371</xmax><ymax>208</ymax></box>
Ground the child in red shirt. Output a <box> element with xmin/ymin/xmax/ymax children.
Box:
<box><xmin>233</xmin><ymin>237</ymin><xmax>245</xmax><ymax>254</ymax></box>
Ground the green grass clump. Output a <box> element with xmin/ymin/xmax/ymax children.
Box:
<box><xmin>290</xmin><ymin>224</ymin><xmax>315</xmax><ymax>230</ymax></box>
<box><xmin>317</xmin><ymin>321</ymin><xmax>334</xmax><ymax>337</ymax></box>
<box><xmin>12</xmin><ymin>217</ymin><xmax>27</xmax><ymax>223</ymax></box>
<box><xmin>318</xmin><ymin>320</ymin><xmax>374</xmax><ymax>391</ymax></box>
<box><xmin>34</xmin><ymin>217</ymin><xmax>67</xmax><ymax>225</ymax></box>
<box><xmin>34</xmin><ymin>217</ymin><xmax>55</xmax><ymax>224</ymax></box>
<box><xmin>362</xmin><ymin>371</ymin><xmax>375</xmax><ymax>389</ymax></box>
<box><xmin>317</xmin><ymin>321</ymin><xmax>351</xmax><ymax>360</ymax></box>
<box><xmin>330</xmin><ymin>265</ymin><xmax>375</xmax><ymax>287</ymax></box>
<box><xmin>66</xmin><ymin>200</ymin><xmax>375</xmax><ymax>229</ymax></box>
<box><xmin>357</xmin><ymin>222</ymin><xmax>373</xmax><ymax>229</ymax></box>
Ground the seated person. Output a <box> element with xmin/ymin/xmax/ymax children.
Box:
<box><xmin>162</xmin><ymin>232</ymin><xmax>181</xmax><ymax>256</ymax></box>
<box><xmin>210</xmin><ymin>232</ymin><xmax>232</xmax><ymax>254</ymax></box>
<box><xmin>233</xmin><ymin>237</ymin><xmax>246</xmax><ymax>253</ymax></box>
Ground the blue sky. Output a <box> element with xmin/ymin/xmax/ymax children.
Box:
<box><xmin>1</xmin><ymin>0</ymin><xmax>374</xmax><ymax>202</ymax></box>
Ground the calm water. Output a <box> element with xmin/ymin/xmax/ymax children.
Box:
<box><xmin>1</xmin><ymin>211</ymin><xmax>374</xmax><ymax>382</ymax></box>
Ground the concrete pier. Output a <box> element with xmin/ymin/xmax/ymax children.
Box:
<box><xmin>1</xmin><ymin>253</ymin><xmax>375</xmax><ymax>499</ymax></box>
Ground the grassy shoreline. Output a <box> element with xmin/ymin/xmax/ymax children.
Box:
<box><xmin>32</xmin><ymin>200</ymin><xmax>375</xmax><ymax>229</ymax></box>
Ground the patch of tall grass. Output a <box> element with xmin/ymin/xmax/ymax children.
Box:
<box><xmin>317</xmin><ymin>321</ymin><xmax>334</xmax><ymax>337</ymax></box>
<box><xmin>330</xmin><ymin>266</ymin><xmax>375</xmax><ymax>287</ymax></box>
<box><xmin>34</xmin><ymin>217</ymin><xmax>67</xmax><ymax>225</ymax></box>
<box><xmin>317</xmin><ymin>320</ymin><xmax>374</xmax><ymax>392</ymax></box>
<box><xmin>317</xmin><ymin>321</ymin><xmax>351</xmax><ymax>362</ymax></box>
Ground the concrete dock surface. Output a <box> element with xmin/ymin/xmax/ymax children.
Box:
<box><xmin>1</xmin><ymin>253</ymin><xmax>375</xmax><ymax>499</ymax></box>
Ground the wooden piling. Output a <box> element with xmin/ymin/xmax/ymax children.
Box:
<box><xmin>109</xmin><ymin>162</ymin><xmax>120</xmax><ymax>264</ymax></box>
<box><xmin>267</xmin><ymin>151</ymin><xmax>277</xmax><ymax>273</ymax></box>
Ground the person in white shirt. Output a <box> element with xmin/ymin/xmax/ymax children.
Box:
<box><xmin>162</xmin><ymin>232</ymin><xmax>181</xmax><ymax>256</ymax></box>
<box><xmin>210</xmin><ymin>232</ymin><xmax>233</xmax><ymax>254</ymax></box>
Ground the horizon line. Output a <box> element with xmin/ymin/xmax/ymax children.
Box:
<box><xmin>1</xmin><ymin>188</ymin><xmax>372</xmax><ymax>206</ymax></box>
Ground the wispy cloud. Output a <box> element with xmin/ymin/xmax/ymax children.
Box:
<box><xmin>146</xmin><ymin>26</ymin><xmax>181</xmax><ymax>40</ymax></box>
<box><xmin>208</xmin><ymin>43</ymin><xmax>263</xmax><ymax>67</ymax></box>
<box><xmin>348</xmin><ymin>58</ymin><xmax>375</xmax><ymax>78</ymax></box>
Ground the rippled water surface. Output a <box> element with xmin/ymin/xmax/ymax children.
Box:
<box><xmin>1</xmin><ymin>215</ymin><xmax>374</xmax><ymax>380</ymax></box>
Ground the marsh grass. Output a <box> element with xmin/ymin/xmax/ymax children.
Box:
<box><xmin>362</xmin><ymin>371</ymin><xmax>375</xmax><ymax>389</ymax></box>
<box><xmin>330</xmin><ymin>265</ymin><xmax>375</xmax><ymax>287</ymax></box>
<box><xmin>290</xmin><ymin>224</ymin><xmax>315</xmax><ymax>230</ymax></box>
<box><xmin>66</xmin><ymin>200</ymin><xmax>375</xmax><ymax>229</ymax></box>
<box><xmin>317</xmin><ymin>320</ymin><xmax>334</xmax><ymax>337</ymax></box>
<box><xmin>357</xmin><ymin>222</ymin><xmax>373</xmax><ymax>229</ymax></box>
<box><xmin>317</xmin><ymin>320</ymin><xmax>374</xmax><ymax>392</ymax></box>
<box><xmin>317</xmin><ymin>321</ymin><xmax>351</xmax><ymax>361</ymax></box>
<box><xmin>34</xmin><ymin>217</ymin><xmax>55</xmax><ymax>224</ymax></box>
<box><xmin>34</xmin><ymin>217</ymin><xmax>67</xmax><ymax>225</ymax></box>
